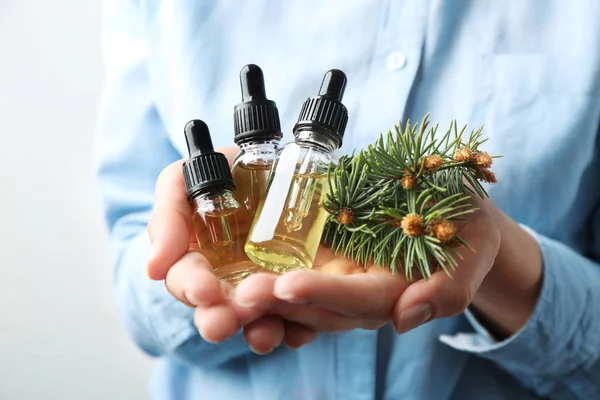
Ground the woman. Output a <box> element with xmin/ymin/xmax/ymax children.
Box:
<box><xmin>96</xmin><ymin>0</ymin><xmax>600</xmax><ymax>398</ymax></box>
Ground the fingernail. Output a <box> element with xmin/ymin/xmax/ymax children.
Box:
<box><xmin>283</xmin><ymin>340</ymin><xmax>297</xmax><ymax>349</ymax></box>
<box><xmin>221</xmin><ymin>282</ymin><xmax>235</xmax><ymax>301</ymax></box>
<box><xmin>184</xmin><ymin>292</ymin><xmax>200</xmax><ymax>307</ymax></box>
<box><xmin>235</xmin><ymin>298</ymin><xmax>273</xmax><ymax>312</ymax></box>
<box><xmin>235</xmin><ymin>299</ymin><xmax>257</xmax><ymax>308</ymax></box>
<box><xmin>395</xmin><ymin>304</ymin><xmax>432</xmax><ymax>334</ymax></box>
<box><xmin>274</xmin><ymin>292</ymin><xmax>307</xmax><ymax>305</ymax></box>
<box><xmin>273</xmin><ymin>286</ymin><xmax>308</xmax><ymax>305</ymax></box>
<box><xmin>199</xmin><ymin>334</ymin><xmax>219</xmax><ymax>344</ymax></box>
<box><xmin>249</xmin><ymin>345</ymin><xmax>272</xmax><ymax>355</ymax></box>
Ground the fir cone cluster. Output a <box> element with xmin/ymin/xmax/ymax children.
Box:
<box><xmin>454</xmin><ymin>148</ymin><xmax>496</xmax><ymax>183</ymax></box>
<box><xmin>322</xmin><ymin>115</ymin><xmax>498</xmax><ymax>279</ymax></box>
<box><xmin>400</xmin><ymin>214</ymin><xmax>425</xmax><ymax>237</ymax></box>
<box><xmin>427</xmin><ymin>219</ymin><xmax>457</xmax><ymax>243</ymax></box>
<box><xmin>398</xmin><ymin>214</ymin><xmax>457</xmax><ymax>243</ymax></box>
<box><xmin>424</xmin><ymin>155</ymin><xmax>443</xmax><ymax>172</ymax></box>
<box><xmin>401</xmin><ymin>171</ymin><xmax>415</xmax><ymax>189</ymax></box>
<box><xmin>336</xmin><ymin>207</ymin><xmax>354</xmax><ymax>225</ymax></box>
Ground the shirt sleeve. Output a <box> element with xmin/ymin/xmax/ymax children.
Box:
<box><xmin>440</xmin><ymin>223</ymin><xmax>600</xmax><ymax>399</ymax></box>
<box><xmin>94</xmin><ymin>0</ymin><xmax>249</xmax><ymax>368</ymax></box>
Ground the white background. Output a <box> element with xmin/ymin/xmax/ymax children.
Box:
<box><xmin>0</xmin><ymin>1</ymin><xmax>155</xmax><ymax>399</ymax></box>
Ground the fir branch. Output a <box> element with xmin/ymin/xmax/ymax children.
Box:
<box><xmin>321</xmin><ymin>116</ymin><xmax>498</xmax><ymax>280</ymax></box>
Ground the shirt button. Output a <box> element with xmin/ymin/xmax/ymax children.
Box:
<box><xmin>385</xmin><ymin>51</ymin><xmax>407</xmax><ymax>71</ymax></box>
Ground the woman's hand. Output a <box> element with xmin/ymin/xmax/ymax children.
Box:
<box><xmin>284</xmin><ymin>195</ymin><xmax>501</xmax><ymax>333</ymax></box>
<box><xmin>146</xmin><ymin>153</ymin><xmax>243</xmax><ymax>344</ymax></box>
<box><xmin>145</xmin><ymin>148</ymin><xmax>373</xmax><ymax>353</ymax></box>
<box><xmin>148</xmin><ymin>150</ymin><xmax>543</xmax><ymax>354</ymax></box>
<box><xmin>240</xmin><ymin>194</ymin><xmax>544</xmax><ymax>348</ymax></box>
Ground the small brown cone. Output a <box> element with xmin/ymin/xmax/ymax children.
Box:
<box><xmin>474</xmin><ymin>152</ymin><xmax>493</xmax><ymax>168</ymax></box>
<box><xmin>480</xmin><ymin>168</ymin><xmax>497</xmax><ymax>184</ymax></box>
<box><xmin>453</xmin><ymin>148</ymin><xmax>473</xmax><ymax>162</ymax></box>
<box><xmin>424</xmin><ymin>155</ymin><xmax>443</xmax><ymax>172</ymax></box>
<box><xmin>400</xmin><ymin>213</ymin><xmax>424</xmax><ymax>237</ymax></box>
<box><xmin>337</xmin><ymin>207</ymin><xmax>354</xmax><ymax>225</ymax></box>
<box><xmin>428</xmin><ymin>219</ymin><xmax>456</xmax><ymax>243</ymax></box>
<box><xmin>401</xmin><ymin>173</ymin><xmax>415</xmax><ymax>189</ymax></box>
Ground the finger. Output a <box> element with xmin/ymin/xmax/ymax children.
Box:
<box><xmin>243</xmin><ymin>316</ymin><xmax>285</xmax><ymax>355</ymax></box>
<box><xmin>147</xmin><ymin>159</ymin><xmax>193</xmax><ymax>280</ymax></box>
<box><xmin>233</xmin><ymin>273</ymin><xmax>280</xmax><ymax>324</ymax></box>
<box><xmin>194</xmin><ymin>302</ymin><xmax>240</xmax><ymax>343</ymax></box>
<box><xmin>235</xmin><ymin>273</ymin><xmax>369</xmax><ymax>332</ymax></box>
<box><xmin>283</xmin><ymin>321</ymin><xmax>319</xmax><ymax>349</ymax></box>
<box><xmin>393</xmin><ymin>217</ymin><xmax>500</xmax><ymax>333</ymax></box>
<box><xmin>273</xmin><ymin>269</ymin><xmax>409</xmax><ymax>320</ymax></box>
<box><xmin>165</xmin><ymin>252</ymin><xmax>225</xmax><ymax>307</ymax></box>
<box><xmin>275</xmin><ymin>304</ymin><xmax>365</xmax><ymax>332</ymax></box>
<box><xmin>147</xmin><ymin>146</ymin><xmax>239</xmax><ymax>281</ymax></box>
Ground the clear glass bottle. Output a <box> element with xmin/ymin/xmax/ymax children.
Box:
<box><xmin>245</xmin><ymin>70</ymin><xmax>349</xmax><ymax>273</ymax></box>
<box><xmin>182</xmin><ymin>119</ymin><xmax>255</xmax><ymax>284</ymax></box>
<box><xmin>232</xmin><ymin>140</ymin><xmax>280</xmax><ymax>220</ymax></box>
<box><xmin>231</xmin><ymin>64</ymin><xmax>283</xmax><ymax>232</ymax></box>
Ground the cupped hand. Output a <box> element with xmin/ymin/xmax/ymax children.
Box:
<box><xmin>147</xmin><ymin>152</ymin><xmax>243</xmax><ymax>344</ymax></box>
<box><xmin>238</xmin><ymin>194</ymin><xmax>501</xmax><ymax>348</ymax></box>
<box><xmin>146</xmin><ymin>148</ymin><xmax>346</xmax><ymax>354</ymax></box>
<box><xmin>147</xmin><ymin>148</ymin><xmax>501</xmax><ymax>354</ymax></box>
<box><xmin>234</xmin><ymin>248</ymin><xmax>394</xmax><ymax>350</ymax></box>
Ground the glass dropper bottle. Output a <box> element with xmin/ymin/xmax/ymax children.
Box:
<box><xmin>245</xmin><ymin>69</ymin><xmax>349</xmax><ymax>273</ymax></box>
<box><xmin>231</xmin><ymin>64</ymin><xmax>283</xmax><ymax>226</ymax></box>
<box><xmin>182</xmin><ymin>119</ymin><xmax>255</xmax><ymax>284</ymax></box>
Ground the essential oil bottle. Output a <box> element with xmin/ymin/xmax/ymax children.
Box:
<box><xmin>182</xmin><ymin>119</ymin><xmax>255</xmax><ymax>284</ymax></box>
<box><xmin>231</xmin><ymin>64</ymin><xmax>283</xmax><ymax>227</ymax></box>
<box><xmin>245</xmin><ymin>69</ymin><xmax>349</xmax><ymax>273</ymax></box>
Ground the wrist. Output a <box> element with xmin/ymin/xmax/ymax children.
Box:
<box><xmin>471</xmin><ymin>203</ymin><xmax>543</xmax><ymax>337</ymax></box>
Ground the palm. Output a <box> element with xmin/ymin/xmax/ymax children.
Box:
<box><xmin>241</xmin><ymin>194</ymin><xmax>499</xmax><ymax>341</ymax></box>
<box><xmin>149</xmin><ymin>148</ymin><xmax>498</xmax><ymax>353</ymax></box>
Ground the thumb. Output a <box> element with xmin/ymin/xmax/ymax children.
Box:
<box><xmin>147</xmin><ymin>159</ymin><xmax>193</xmax><ymax>280</ymax></box>
<box><xmin>147</xmin><ymin>146</ymin><xmax>239</xmax><ymax>280</ymax></box>
<box><xmin>393</xmin><ymin>216</ymin><xmax>499</xmax><ymax>333</ymax></box>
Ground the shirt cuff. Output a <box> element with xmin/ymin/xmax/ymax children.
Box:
<box><xmin>439</xmin><ymin>225</ymin><xmax>600</xmax><ymax>377</ymax></box>
<box><xmin>115</xmin><ymin>229</ymin><xmax>199</xmax><ymax>355</ymax></box>
<box><xmin>116</xmin><ymin>229</ymin><xmax>251</xmax><ymax>368</ymax></box>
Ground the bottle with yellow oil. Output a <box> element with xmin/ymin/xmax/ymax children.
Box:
<box><xmin>245</xmin><ymin>69</ymin><xmax>349</xmax><ymax>273</ymax></box>
<box><xmin>182</xmin><ymin>119</ymin><xmax>255</xmax><ymax>284</ymax></box>
<box><xmin>231</xmin><ymin>64</ymin><xmax>283</xmax><ymax>231</ymax></box>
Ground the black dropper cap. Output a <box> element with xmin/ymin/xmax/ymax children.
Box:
<box><xmin>293</xmin><ymin>69</ymin><xmax>348</xmax><ymax>148</ymax></box>
<box><xmin>182</xmin><ymin>120</ymin><xmax>235</xmax><ymax>201</ymax></box>
<box><xmin>233</xmin><ymin>64</ymin><xmax>283</xmax><ymax>145</ymax></box>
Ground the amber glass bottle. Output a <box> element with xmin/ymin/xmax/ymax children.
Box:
<box><xmin>182</xmin><ymin>119</ymin><xmax>255</xmax><ymax>284</ymax></box>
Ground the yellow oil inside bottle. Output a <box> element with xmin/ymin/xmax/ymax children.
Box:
<box><xmin>244</xmin><ymin>172</ymin><xmax>330</xmax><ymax>274</ymax></box>
<box><xmin>192</xmin><ymin>206</ymin><xmax>257</xmax><ymax>285</ymax></box>
<box><xmin>230</xmin><ymin>161</ymin><xmax>277</xmax><ymax>277</ymax></box>
<box><xmin>232</xmin><ymin>162</ymin><xmax>271</xmax><ymax>218</ymax></box>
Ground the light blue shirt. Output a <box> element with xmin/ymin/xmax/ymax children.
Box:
<box><xmin>95</xmin><ymin>1</ymin><xmax>600</xmax><ymax>398</ymax></box>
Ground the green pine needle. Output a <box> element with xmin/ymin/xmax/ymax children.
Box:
<box><xmin>321</xmin><ymin>114</ymin><xmax>497</xmax><ymax>280</ymax></box>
